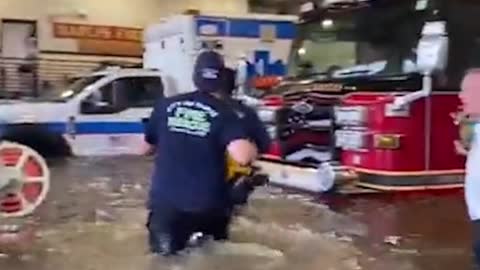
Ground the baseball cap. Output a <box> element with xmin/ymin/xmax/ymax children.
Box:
<box><xmin>193</xmin><ymin>50</ymin><xmax>225</xmax><ymax>92</ymax></box>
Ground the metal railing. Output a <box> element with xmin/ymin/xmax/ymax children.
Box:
<box><xmin>0</xmin><ymin>57</ymin><xmax>140</xmax><ymax>98</ymax></box>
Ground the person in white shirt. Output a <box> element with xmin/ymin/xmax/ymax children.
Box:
<box><xmin>455</xmin><ymin>69</ymin><xmax>480</xmax><ymax>268</ymax></box>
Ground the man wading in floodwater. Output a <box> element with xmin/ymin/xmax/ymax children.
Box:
<box><xmin>454</xmin><ymin>69</ymin><xmax>480</xmax><ymax>268</ymax></box>
<box><xmin>186</xmin><ymin>67</ymin><xmax>272</xmax><ymax>245</ymax></box>
<box><xmin>143</xmin><ymin>50</ymin><xmax>258</xmax><ymax>255</ymax></box>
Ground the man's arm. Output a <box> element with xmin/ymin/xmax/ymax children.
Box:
<box><xmin>454</xmin><ymin>140</ymin><xmax>469</xmax><ymax>156</ymax></box>
<box><xmin>220</xmin><ymin>111</ymin><xmax>258</xmax><ymax>166</ymax></box>
<box><xmin>143</xmin><ymin>99</ymin><xmax>163</xmax><ymax>154</ymax></box>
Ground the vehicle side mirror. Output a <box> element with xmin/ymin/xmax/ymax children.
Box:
<box><xmin>416</xmin><ymin>21</ymin><xmax>449</xmax><ymax>74</ymax></box>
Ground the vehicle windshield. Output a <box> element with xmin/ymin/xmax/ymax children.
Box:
<box><xmin>41</xmin><ymin>75</ymin><xmax>105</xmax><ymax>102</ymax></box>
<box><xmin>289</xmin><ymin>4</ymin><xmax>424</xmax><ymax>79</ymax></box>
<box><xmin>287</xmin><ymin>1</ymin><xmax>480</xmax><ymax>90</ymax></box>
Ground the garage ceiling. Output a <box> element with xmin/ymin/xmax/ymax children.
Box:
<box><xmin>249</xmin><ymin>0</ymin><xmax>304</xmax><ymax>14</ymax></box>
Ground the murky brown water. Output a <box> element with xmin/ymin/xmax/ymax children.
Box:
<box><xmin>0</xmin><ymin>157</ymin><xmax>474</xmax><ymax>270</ymax></box>
<box><xmin>326</xmin><ymin>191</ymin><xmax>473</xmax><ymax>270</ymax></box>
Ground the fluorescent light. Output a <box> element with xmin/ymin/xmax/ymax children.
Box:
<box><xmin>322</xmin><ymin>19</ymin><xmax>334</xmax><ymax>29</ymax></box>
<box><xmin>300</xmin><ymin>2</ymin><xmax>315</xmax><ymax>12</ymax></box>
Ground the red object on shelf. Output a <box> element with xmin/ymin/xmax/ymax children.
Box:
<box><xmin>251</xmin><ymin>76</ymin><xmax>282</xmax><ymax>89</ymax></box>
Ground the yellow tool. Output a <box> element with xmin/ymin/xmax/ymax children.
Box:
<box><xmin>226</xmin><ymin>154</ymin><xmax>253</xmax><ymax>182</ymax></box>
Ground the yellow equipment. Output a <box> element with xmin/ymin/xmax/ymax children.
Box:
<box><xmin>226</xmin><ymin>154</ymin><xmax>253</xmax><ymax>182</ymax></box>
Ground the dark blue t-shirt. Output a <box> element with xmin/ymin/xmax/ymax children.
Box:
<box><xmin>230</xmin><ymin>100</ymin><xmax>271</xmax><ymax>154</ymax></box>
<box><xmin>145</xmin><ymin>91</ymin><xmax>247</xmax><ymax>212</ymax></box>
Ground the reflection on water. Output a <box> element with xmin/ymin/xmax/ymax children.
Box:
<box><xmin>0</xmin><ymin>157</ymin><xmax>474</xmax><ymax>270</ymax></box>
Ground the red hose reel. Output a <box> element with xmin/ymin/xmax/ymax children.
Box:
<box><xmin>0</xmin><ymin>141</ymin><xmax>50</xmax><ymax>218</ymax></box>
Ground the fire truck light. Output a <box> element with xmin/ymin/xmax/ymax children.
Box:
<box><xmin>298</xmin><ymin>47</ymin><xmax>306</xmax><ymax>55</ymax></box>
<box><xmin>322</xmin><ymin>19</ymin><xmax>334</xmax><ymax>29</ymax></box>
<box><xmin>374</xmin><ymin>134</ymin><xmax>401</xmax><ymax>150</ymax></box>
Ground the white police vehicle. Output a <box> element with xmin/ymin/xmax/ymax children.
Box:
<box><xmin>0</xmin><ymin>67</ymin><xmax>165</xmax><ymax>156</ymax></box>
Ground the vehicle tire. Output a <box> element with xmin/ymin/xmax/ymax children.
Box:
<box><xmin>1</xmin><ymin>124</ymin><xmax>71</xmax><ymax>158</ymax></box>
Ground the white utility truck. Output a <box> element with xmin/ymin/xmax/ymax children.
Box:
<box><xmin>0</xmin><ymin>13</ymin><xmax>297</xmax><ymax>157</ymax></box>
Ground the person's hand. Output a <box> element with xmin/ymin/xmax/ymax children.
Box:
<box><xmin>454</xmin><ymin>140</ymin><xmax>468</xmax><ymax>156</ymax></box>
<box><xmin>227</xmin><ymin>139</ymin><xmax>258</xmax><ymax>166</ymax></box>
<box><xmin>141</xmin><ymin>142</ymin><xmax>155</xmax><ymax>156</ymax></box>
<box><xmin>451</xmin><ymin>111</ymin><xmax>465</xmax><ymax>125</ymax></box>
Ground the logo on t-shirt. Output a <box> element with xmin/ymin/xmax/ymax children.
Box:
<box><xmin>167</xmin><ymin>101</ymin><xmax>218</xmax><ymax>137</ymax></box>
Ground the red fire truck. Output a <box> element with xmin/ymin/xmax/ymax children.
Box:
<box><xmin>255</xmin><ymin>0</ymin><xmax>480</xmax><ymax>193</ymax></box>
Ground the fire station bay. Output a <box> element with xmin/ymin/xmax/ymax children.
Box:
<box><xmin>1</xmin><ymin>1</ymin><xmax>480</xmax><ymax>269</ymax></box>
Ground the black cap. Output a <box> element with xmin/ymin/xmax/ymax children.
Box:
<box><xmin>193</xmin><ymin>50</ymin><xmax>225</xmax><ymax>92</ymax></box>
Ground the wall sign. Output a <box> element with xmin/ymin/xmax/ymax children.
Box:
<box><xmin>53</xmin><ymin>23</ymin><xmax>142</xmax><ymax>42</ymax></box>
<box><xmin>52</xmin><ymin>22</ymin><xmax>143</xmax><ymax>56</ymax></box>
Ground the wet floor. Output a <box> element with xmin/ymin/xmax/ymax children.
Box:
<box><xmin>0</xmin><ymin>156</ymin><xmax>474</xmax><ymax>270</ymax></box>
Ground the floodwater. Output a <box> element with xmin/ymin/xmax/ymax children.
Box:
<box><xmin>0</xmin><ymin>156</ymin><xmax>473</xmax><ymax>270</ymax></box>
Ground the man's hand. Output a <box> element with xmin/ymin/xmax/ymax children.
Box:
<box><xmin>227</xmin><ymin>139</ymin><xmax>258</xmax><ymax>166</ymax></box>
<box><xmin>451</xmin><ymin>111</ymin><xmax>466</xmax><ymax>125</ymax></box>
<box><xmin>454</xmin><ymin>140</ymin><xmax>468</xmax><ymax>156</ymax></box>
<box><xmin>141</xmin><ymin>142</ymin><xmax>156</xmax><ymax>156</ymax></box>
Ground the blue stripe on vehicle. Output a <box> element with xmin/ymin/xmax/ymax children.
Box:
<box><xmin>195</xmin><ymin>16</ymin><xmax>296</xmax><ymax>39</ymax></box>
<box><xmin>1</xmin><ymin>122</ymin><xmax>146</xmax><ymax>136</ymax></box>
<box><xmin>45</xmin><ymin>122</ymin><xmax>68</xmax><ymax>133</ymax></box>
<box><xmin>74</xmin><ymin>122</ymin><xmax>145</xmax><ymax>134</ymax></box>
<box><xmin>229</xmin><ymin>19</ymin><xmax>296</xmax><ymax>39</ymax></box>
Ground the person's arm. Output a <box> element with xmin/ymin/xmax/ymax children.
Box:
<box><xmin>451</xmin><ymin>111</ymin><xmax>470</xmax><ymax>156</ymax></box>
<box><xmin>451</xmin><ymin>111</ymin><xmax>467</xmax><ymax>125</ymax></box>
<box><xmin>143</xmin><ymin>99</ymin><xmax>163</xmax><ymax>154</ymax></box>
<box><xmin>220</xmin><ymin>111</ymin><xmax>258</xmax><ymax>166</ymax></box>
<box><xmin>454</xmin><ymin>140</ymin><xmax>469</xmax><ymax>156</ymax></box>
<box><xmin>243</xmin><ymin>107</ymin><xmax>271</xmax><ymax>154</ymax></box>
